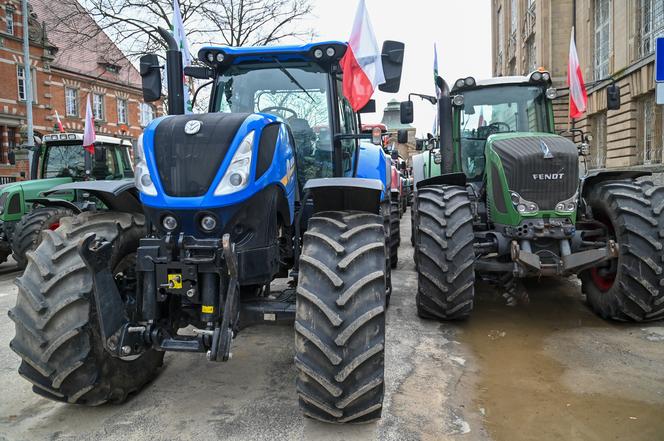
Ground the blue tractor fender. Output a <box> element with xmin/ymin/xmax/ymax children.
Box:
<box><xmin>354</xmin><ymin>141</ymin><xmax>391</xmax><ymax>202</ymax></box>
<box><xmin>140</xmin><ymin>113</ymin><xmax>297</xmax><ymax>226</ymax></box>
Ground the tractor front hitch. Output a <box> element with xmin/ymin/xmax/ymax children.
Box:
<box><xmin>78</xmin><ymin>234</ymin><xmax>149</xmax><ymax>358</ymax></box>
<box><xmin>510</xmin><ymin>239</ymin><xmax>619</xmax><ymax>276</ymax></box>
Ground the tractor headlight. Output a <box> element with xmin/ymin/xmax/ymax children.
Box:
<box><xmin>214</xmin><ymin>131</ymin><xmax>255</xmax><ymax>196</ymax></box>
<box><xmin>134</xmin><ymin>134</ymin><xmax>158</xmax><ymax>196</ymax></box>
<box><xmin>511</xmin><ymin>191</ymin><xmax>539</xmax><ymax>213</ymax></box>
<box><xmin>555</xmin><ymin>194</ymin><xmax>578</xmax><ymax>213</ymax></box>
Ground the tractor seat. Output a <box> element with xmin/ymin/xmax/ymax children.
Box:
<box><xmin>288</xmin><ymin>118</ymin><xmax>315</xmax><ymax>153</ymax></box>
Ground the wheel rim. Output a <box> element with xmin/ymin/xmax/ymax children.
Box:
<box><xmin>590</xmin><ymin>267</ymin><xmax>615</xmax><ymax>292</ymax></box>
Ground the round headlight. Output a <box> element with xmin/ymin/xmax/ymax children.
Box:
<box><xmin>206</xmin><ymin>52</ymin><xmax>215</xmax><ymax>63</ymax></box>
<box><xmin>517</xmin><ymin>204</ymin><xmax>527</xmax><ymax>213</ymax></box>
<box><xmin>542</xmin><ymin>72</ymin><xmax>551</xmax><ymax>81</ymax></box>
<box><xmin>314</xmin><ymin>48</ymin><xmax>324</xmax><ymax>59</ymax></box>
<box><xmin>531</xmin><ymin>72</ymin><xmax>543</xmax><ymax>81</ymax></box>
<box><xmin>546</xmin><ymin>88</ymin><xmax>558</xmax><ymax>99</ymax></box>
<box><xmin>326</xmin><ymin>47</ymin><xmax>336</xmax><ymax>57</ymax></box>
<box><xmin>566</xmin><ymin>202</ymin><xmax>576</xmax><ymax>211</ymax></box>
<box><xmin>556</xmin><ymin>203</ymin><xmax>565</xmax><ymax>212</ymax></box>
<box><xmin>511</xmin><ymin>192</ymin><xmax>520</xmax><ymax>204</ymax></box>
<box><xmin>452</xmin><ymin>95</ymin><xmax>465</xmax><ymax>106</ymax></box>
<box><xmin>455</xmin><ymin>79</ymin><xmax>465</xmax><ymax>89</ymax></box>
<box><xmin>162</xmin><ymin>215</ymin><xmax>178</xmax><ymax>231</ymax></box>
<box><xmin>201</xmin><ymin>215</ymin><xmax>217</xmax><ymax>232</ymax></box>
<box><xmin>216</xmin><ymin>53</ymin><xmax>225</xmax><ymax>63</ymax></box>
<box><xmin>528</xmin><ymin>204</ymin><xmax>538</xmax><ymax>212</ymax></box>
<box><xmin>140</xmin><ymin>174</ymin><xmax>153</xmax><ymax>187</ymax></box>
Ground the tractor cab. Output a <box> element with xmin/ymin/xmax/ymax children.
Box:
<box><xmin>37</xmin><ymin>133</ymin><xmax>134</xmax><ymax>181</ymax></box>
<box><xmin>450</xmin><ymin>72</ymin><xmax>557</xmax><ymax>181</ymax></box>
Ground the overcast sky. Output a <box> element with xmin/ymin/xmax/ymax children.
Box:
<box><xmin>294</xmin><ymin>0</ymin><xmax>493</xmax><ymax>135</ymax></box>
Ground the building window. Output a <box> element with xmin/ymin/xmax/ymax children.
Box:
<box><xmin>17</xmin><ymin>66</ymin><xmax>36</xmax><ymax>102</ymax></box>
<box><xmin>497</xmin><ymin>6</ymin><xmax>504</xmax><ymax>74</ymax></box>
<box><xmin>65</xmin><ymin>88</ymin><xmax>78</xmax><ymax>117</ymax></box>
<box><xmin>590</xmin><ymin>113</ymin><xmax>607</xmax><ymax>169</ymax></box>
<box><xmin>639</xmin><ymin>0</ymin><xmax>664</xmax><ymax>57</ymax></box>
<box><xmin>117</xmin><ymin>99</ymin><xmax>128</xmax><ymax>124</ymax></box>
<box><xmin>7</xmin><ymin>127</ymin><xmax>16</xmax><ymax>149</ymax></box>
<box><xmin>594</xmin><ymin>0</ymin><xmax>611</xmax><ymax>80</ymax></box>
<box><xmin>140</xmin><ymin>103</ymin><xmax>155</xmax><ymax>127</ymax></box>
<box><xmin>523</xmin><ymin>0</ymin><xmax>536</xmax><ymax>38</ymax></box>
<box><xmin>525</xmin><ymin>36</ymin><xmax>537</xmax><ymax>73</ymax></box>
<box><xmin>510</xmin><ymin>0</ymin><xmax>518</xmax><ymax>34</ymax></box>
<box><xmin>93</xmin><ymin>93</ymin><xmax>105</xmax><ymax>120</ymax></box>
<box><xmin>6</xmin><ymin>8</ymin><xmax>14</xmax><ymax>35</ymax></box>
<box><xmin>638</xmin><ymin>95</ymin><xmax>663</xmax><ymax>165</ymax></box>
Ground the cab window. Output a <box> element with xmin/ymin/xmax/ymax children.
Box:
<box><xmin>336</xmin><ymin>79</ymin><xmax>358</xmax><ymax>175</ymax></box>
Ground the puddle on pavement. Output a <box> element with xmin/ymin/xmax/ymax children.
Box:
<box><xmin>460</xmin><ymin>278</ymin><xmax>664</xmax><ymax>441</ymax></box>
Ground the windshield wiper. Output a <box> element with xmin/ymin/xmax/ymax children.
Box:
<box><xmin>272</xmin><ymin>57</ymin><xmax>315</xmax><ymax>103</ymax></box>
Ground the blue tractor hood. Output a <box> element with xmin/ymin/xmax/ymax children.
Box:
<box><xmin>140</xmin><ymin>112</ymin><xmax>297</xmax><ymax>213</ymax></box>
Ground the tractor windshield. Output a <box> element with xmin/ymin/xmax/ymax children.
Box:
<box><xmin>213</xmin><ymin>62</ymin><xmax>333</xmax><ymax>182</ymax></box>
<box><xmin>42</xmin><ymin>142</ymin><xmax>126</xmax><ymax>180</ymax></box>
<box><xmin>457</xmin><ymin>85</ymin><xmax>551</xmax><ymax>180</ymax></box>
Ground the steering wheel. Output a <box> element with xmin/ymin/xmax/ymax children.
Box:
<box><xmin>488</xmin><ymin>122</ymin><xmax>511</xmax><ymax>133</ymax></box>
<box><xmin>261</xmin><ymin>106</ymin><xmax>299</xmax><ymax>119</ymax></box>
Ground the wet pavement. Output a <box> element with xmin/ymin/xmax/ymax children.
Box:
<box><xmin>0</xmin><ymin>211</ymin><xmax>663</xmax><ymax>440</ymax></box>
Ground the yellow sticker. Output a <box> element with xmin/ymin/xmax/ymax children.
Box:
<box><xmin>168</xmin><ymin>274</ymin><xmax>183</xmax><ymax>289</ymax></box>
<box><xmin>202</xmin><ymin>305</ymin><xmax>214</xmax><ymax>314</ymax></box>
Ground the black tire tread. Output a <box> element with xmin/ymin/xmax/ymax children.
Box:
<box><xmin>9</xmin><ymin>211</ymin><xmax>164</xmax><ymax>405</ymax></box>
<box><xmin>11</xmin><ymin>206</ymin><xmax>75</xmax><ymax>268</ymax></box>
<box><xmin>296</xmin><ymin>210</ymin><xmax>386</xmax><ymax>423</ymax></box>
<box><xmin>414</xmin><ymin>185</ymin><xmax>475</xmax><ymax>320</ymax></box>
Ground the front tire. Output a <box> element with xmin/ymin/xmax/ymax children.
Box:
<box><xmin>414</xmin><ymin>186</ymin><xmax>475</xmax><ymax>320</ymax></box>
<box><xmin>9</xmin><ymin>212</ymin><xmax>163</xmax><ymax>405</ymax></box>
<box><xmin>11</xmin><ymin>206</ymin><xmax>75</xmax><ymax>268</ymax></box>
<box><xmin>296</xmin><ymin>211</ymin><xmax>386</xmax><ymax>423</ymax></box>
<box><xmin>580</xmin><ymin>180</ymin><xmax>664</xmax><ymax>321</ymax></box>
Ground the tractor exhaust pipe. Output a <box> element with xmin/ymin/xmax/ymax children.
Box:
<box><xmin>436</xmin><ymin>76</ymin><xmax>454</xmax><ymax>175</ymax></box>
<box><xmin>158</xmin><ymin>27</ymin><xmax>185</xmax><ymax>116</ymax></box>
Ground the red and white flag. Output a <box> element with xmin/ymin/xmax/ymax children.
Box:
<box><xmin>54</xmin><ymin>110</ymin><xmax>64</xmax><ymax>133</ymax></box>
<box><xmin>83</xmin><ymin>94</ymin><xmax>96</xmax><ymax>154</ymax></box>
<box><xmin>568</xmin><ymin>27</ymin><xmax>587</xmax><ymax>119</ymax></box>
<box><xmin>340</xmin><ymin>0</ymin><xmax>385</xmax><ymax>111</ymax></box>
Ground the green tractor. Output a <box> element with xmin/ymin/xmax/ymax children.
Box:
<box><xmin>0</xmin><ymin>133</ymin><xmax>133</xmax><ymax>267</ymax></box>
<box><xmin>403</xmin><ymin>71</ymin><xmax>664</xmax><ymax>322</ymax></box>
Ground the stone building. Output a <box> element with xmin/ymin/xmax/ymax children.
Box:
<box><xmin>0</xmin><ymin>0</ymin><xmax>160</xmax><ymax>181</ymax></box>
<box><xmin>491</xmin><ymin>0</ymin><xmax>663</xmax><ymax>169</ymax></box>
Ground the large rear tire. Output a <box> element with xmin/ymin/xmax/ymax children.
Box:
<box><xmin>295</xmin><ymin>211</ymin><xmax>386</xmax><ymax>423</ymax></box>
<box><xmin>9</xmin><ymin>212</ymin><xmax>164</xmax><ymax>405</ymax></box>
<box><xmin>414</xmin><ymin>186</ymin><xmax>475</xmax><ymax>320</ymax></box>
<box><xmin>11</xmin><ymin>206</ymin><xmax>75</xmax><ymax>268</ymax></box>
<box><xmin>580</xmin><ymin>179</ymin><xmax>664</xmax><ymax>321</ymax></box>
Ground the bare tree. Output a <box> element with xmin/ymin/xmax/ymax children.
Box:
<box><xmin>50</xmin><ymin>0</ymin><xmax>315</xmax><ymax>61</ymax></box>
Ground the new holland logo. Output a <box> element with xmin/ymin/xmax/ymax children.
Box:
<box><xmin>540</xmin><ymin>140</ymin><xmax>554</xmax><ymax>159</ymax></box>
<box><xmin>184</xmin><ymin>120</ymin><xmax>202</xmax><ymax>135</ymax></box>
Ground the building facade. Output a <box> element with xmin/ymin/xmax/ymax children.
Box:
<box><xmin>491</xmin><ymin>0</ymin><xmax>663</xmax><ymax>169</ymax></box>
<box><xmin>0</xmin><ymin>0</ymin><xmax>159</xmax><ymax>181</ymax></box>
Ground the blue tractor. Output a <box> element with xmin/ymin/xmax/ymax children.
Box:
<box><xmin>10</xmin><ymin>28</ymin><xmax>404</xmax><ymax>423</ymax></box>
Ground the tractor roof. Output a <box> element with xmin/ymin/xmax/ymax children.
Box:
<box><xmin>42</xmin><ymin>133</ymin><xmax>132</xmax><ymax>146</ymax></box>
<box><xmin>451</xmin><ymin>71</ymin><xmax>552</xmax><ymax>93</ymax></box>
<box><xmin>198</xmin><ymin>41</ymin><xmax>348</xmax><ymax>68</ymax></box>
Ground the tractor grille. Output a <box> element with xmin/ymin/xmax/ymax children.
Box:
<box><xmin>153</xmin><ymin>113</ymin><xmax>250</xmax><ymax>197</ymax></box>
<box><xmin>491</xmin><ymin>136</ymin><xmax>579</xmax><ymax>210</ymax></box>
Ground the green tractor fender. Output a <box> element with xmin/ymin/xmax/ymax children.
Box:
<box><xmin>580</xmin><ymin>169</ymin><xmax>650</xmax><ymax>199</ymax></box>
<box><xmin>44</xmin><ymin>179</ymin><xmax>142</xmax><ymax>213</ymax></box>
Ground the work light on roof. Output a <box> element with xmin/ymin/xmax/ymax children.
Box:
<box><xmin>313</xmin><ymin>48</ymin><xmax>324</xmax><ymax>59</ymax></box>
<box><xmin>452</xmin><ymin>95</ymin><xmax>465</xmax><ymax>106</ymax></box>
<box><xmin>216</xmin><ymin>53</ymin><xmax>225</xmax><ymax>63</ymax></box>
<box><xmin>542</xmin><ymin>72</ymin><xmax>551</xmax><ymax>81</ymax></box>
<box><xmin>206</xmin><ymin>52</ymin><xmax>215</xmax><ymax>63</ymax></box>
<box><xmin>455</xmin><ymin>79</ymin><xmax>465</xmax><ymax>89</ymax></box>
<box><xmin>464</xmin><ymin>77</ymin><xmax>476</xmax><ymax>87</ymax></box>
<box><xmin>531</xmin><ymin>71</ymin><xmax>543</xmax><ymax>81</ymax></box>
<box><xmin>326</xmin><ymin>47</ymin><xmax>336</xmax><ymax>57</ymax></box>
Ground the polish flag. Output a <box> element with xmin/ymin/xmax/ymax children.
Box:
<box><xmin>83</xmin><ymin>94</ymin><xmax>96</xmax><ymax>154</ymax></box>
<box><xmin>340</xmin><ymin>0</ymin><xmax>385</xmax><ymax>111</ymax></box>
<box><xmin>54</xmin><ymin>110</ymin><xmax>64</xmax><ymax>133</ymax></box>
<box><xmin>568</xmin><ymin>27</ymin><xmax>587</xmax><ymax>119</ymax></box>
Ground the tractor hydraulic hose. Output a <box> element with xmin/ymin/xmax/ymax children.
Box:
<box><xmin>157</xmin><ymin>26</ymin><xmax>185</xmax><ymax>115</ymax></box>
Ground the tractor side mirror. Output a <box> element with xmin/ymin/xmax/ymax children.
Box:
<box><xmin>607</xmin><ymin>83</ymin><xmax>621</xmax><ymax>110</ymax></box>
<box><xmin>184</xmin><ymin>66</ymin><xmax>213</xmax><ymax>79</ymax></box>
<box><xmin>140</xmin><ymin>54</ymin><xmax>162</xmax><ymax>103</ymax></box>
<box><xmin>400</xmin><ymin>101</ymin><xmax>414</xmax><ymax>124</ymax></box>
<box><xmin>358</xmin><ymin>99</ymin><xmax>376</xmax><ymax>114</ymax></box>
<box><xmin>397</xmin><ymin>129</ymin><xmax>409</xmax><ymax>144</ymax></box>
<box><xmin>379</xmin><ymin>40</ymin><xmax>405</xmax><ymax>93</ymax></box>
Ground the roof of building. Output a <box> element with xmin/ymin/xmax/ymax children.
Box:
<box><xmin>30</xmin><ymin>0</ymin><xmax>142</xmax><ymax>88</ymax></box>
<box><xmin>381</xmin><ymin>99</ymin><xmax>413</xmax><ymax>130</ymax></box>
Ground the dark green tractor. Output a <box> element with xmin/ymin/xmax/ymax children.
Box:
<box><xmin>0</xmin><ymin>133</ymin><xmax>133</xmax><ymax>267</ymax></box>
<box><xmin>403</xmin><ymin>71</ymin><xmax>664</xmax><ymax>322</ymax></box>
